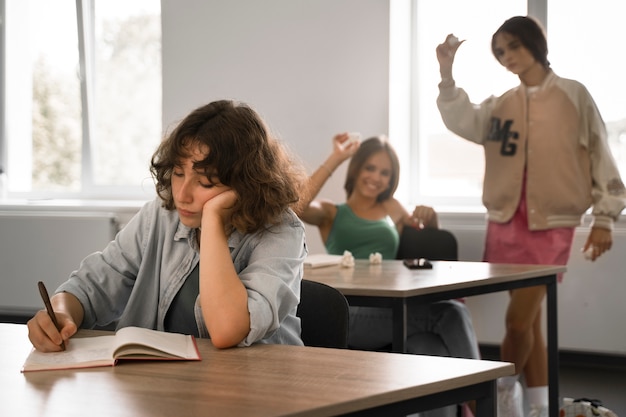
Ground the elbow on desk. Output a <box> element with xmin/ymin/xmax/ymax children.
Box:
<box><xmin>210</xmin><ymin>336</ymin><xmax>240</xmax><ymax>349</ymax></box>
<box><xmin>206</xmin><ymin>324</ymin><xmax>250</xmax><ymax>349</ymax></box>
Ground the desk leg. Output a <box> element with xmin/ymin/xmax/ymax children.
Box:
<box><xmin>475</xmin><ymin>380</ymin><xmax>497</xmax><ymax>417</ymax></box>
<box><xmin>391</xmin><ymin>299</ymin><xmax>408</xmax><ymax>353</ymax></box>
<box><xmin>546</xmin><ymin>275</ymin><xmax>559</xmax><ymax>417</ymax></box>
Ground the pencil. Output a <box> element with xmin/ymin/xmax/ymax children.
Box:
<box><xmin>37</xmin><ymin>281</ymin><xmax>66</xmax><ymax>351</ymax></box>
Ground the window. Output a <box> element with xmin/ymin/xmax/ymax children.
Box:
<box><xmin>392</xmin><ymin>0</ymin><xmax>626</xmax><ymax>210</ymax></box>
<box><xmin>547</xmin><ymin>0</ymin><xmax>626</xmax><ymax>181</ymax></box>
<box><xmin>1</xmin><ymin>0</ymin><xmax>161</xmax><ymax>200</ymax></box>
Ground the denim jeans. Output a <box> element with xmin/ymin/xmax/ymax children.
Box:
<box><xmin>348</xmin><ymin>299</ymin><xmax>480</xmax><ymax>417</ymax></box>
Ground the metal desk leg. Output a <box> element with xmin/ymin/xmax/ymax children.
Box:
<box><xmin>546</xmin><ymin>275</ymin><xmax>559</xmax><ymax>417</ymax></box>
<box><xmin>392</xmin><ymin>299</ymin><xmax>408</xmax><ymax>353</ymax></box>
<box><xmin>475</xmin><ymin>380</ymin><xmax>497</xmax><ymax>417</ymax></box>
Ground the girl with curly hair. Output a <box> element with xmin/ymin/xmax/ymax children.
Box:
<box><xmin>28</xmin><ymin>100</ymin><xmax>308</xmax><ymax>351</ymax></box>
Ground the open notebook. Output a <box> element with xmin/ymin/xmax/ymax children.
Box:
<box><xmin>22</xmin><ymin>326</ymin><xmax>201</xmax><ymax>372</ymax></box>
<box><xmin>303</xmin><ymin>253</ymin><xmax>343</xmax><ymax>268</ymax></box>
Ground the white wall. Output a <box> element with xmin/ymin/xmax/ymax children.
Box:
<box><xmin>161</xmin><ymin>0</ymin><xmax>390</xmax><ymax>254</ymax></box>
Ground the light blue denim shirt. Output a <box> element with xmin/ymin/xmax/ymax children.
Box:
<box><xmin>57</xmin><ymin>198</ymin><xmax>307</xmax><ymax>346</ymax></box>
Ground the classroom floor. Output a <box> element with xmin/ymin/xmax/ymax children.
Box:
<box><xmin>480</xmin><ymin>345</ymin><xmax>626</xmax><ymax>416</ymax></box>
<box><xmin>558</xmin><ymin>363</ymin><xmax>625</xmax><ymax>416</ymax></box>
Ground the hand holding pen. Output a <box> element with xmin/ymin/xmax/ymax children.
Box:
<box><xmin>35</xmin><ymin>281</ymin><xmax>66</xmax><ymax>351</ymax></box>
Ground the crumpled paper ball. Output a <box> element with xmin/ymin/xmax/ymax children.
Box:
<box><xmin>340</xmin><ymin>250</ymin><xmax>355</xmax><ymax>268</ymax></box>
<box><xmin>369</xmin><ymin>252</ymin><xmax>383</xmax><ymax>264</ymax></box>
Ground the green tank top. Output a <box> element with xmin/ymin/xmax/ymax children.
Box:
<box><xmin>325</xmin><ymin>204</ymin><xmax>399</xmax><ymax>260</ymax></box>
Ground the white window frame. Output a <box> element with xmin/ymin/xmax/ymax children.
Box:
<box><xmin>0</xmin><ymin>0</ymin><xmax>5</xmax><ymax>179</ymax></box>
<box><xmin>0</xmin><ymin>0</ymin><xmax>158</xmax><ymax>201</ymax></box>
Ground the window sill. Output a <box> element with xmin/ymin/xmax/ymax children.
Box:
<box><xmin>0</xmin><ymin>198</ymin><xmax>147</xmax><ymax>212</ymax></box>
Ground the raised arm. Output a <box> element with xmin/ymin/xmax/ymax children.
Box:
<box><xmin>436</xmin><ymin>33</ymin><xmax>464</xmax><ymax>86</ymax></box>
<box><xmin>296</xmin><ymin>132</ymin><xmax>359</xmax><ymax>226</ymax></box>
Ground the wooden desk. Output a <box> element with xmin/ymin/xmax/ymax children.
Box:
<box><xmin>304</xmin><ymin>260</ymin><xmax>565</xmax><ymax>417</ymax></box>
<box><xmin>2</xmin><ymin>324</ymin><xmax>512</xmax><ymax>417</ymax></box>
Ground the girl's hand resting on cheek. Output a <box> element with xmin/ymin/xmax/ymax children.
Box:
<box><xmin>201</xmin><ymin>188</ymin><xmax>237</xmax><ymax>228</ymax></box>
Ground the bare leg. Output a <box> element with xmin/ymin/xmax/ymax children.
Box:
<box><xmin>500</xmin><ymin>286</ymin><xmax>546</xmax><ymax>375</ymax></box>
<box><xmin>523</xmin><ymin>306</ymin><xmax>548</xmax><ymax>387</ymax></box>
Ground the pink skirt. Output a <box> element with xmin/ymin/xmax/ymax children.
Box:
<box><xmin>483</xmin><ymin>187</ymin><xmax>574</xmax><ymax>282</ymax></box>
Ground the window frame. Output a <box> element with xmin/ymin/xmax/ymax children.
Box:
<box><xmin>77</xmin><ymin>0</ymin><xmax>96</xmax><ymax>191</ymax></box>
<box><xmin>0</xmin><ymin>0</ymin><xmax>159</xmax><ymax>201</ymax></box>
<box><xmin>0</xmin><ymin>0</ymin><xmax>7</xmax><ymax>178</ymax></box>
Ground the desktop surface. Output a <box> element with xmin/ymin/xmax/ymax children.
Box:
<box><xmin>2</xmin><ymin>323</ymin><xmax>513</xmax><ymax>417</ymax></box>
<box><xmin>304</xmin><ymin>259</ymin><xmax>565</xmax><ymax>297</ymax></box>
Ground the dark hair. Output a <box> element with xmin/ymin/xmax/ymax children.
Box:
<box><xmin>150</xmin><ymin>100</ymin><xmax>306</xmax><ymax>233</ymax></box>
<box><xmin>491</xmin><ymin>16</ymin><xmax>550</xmax><ymax>68</ymax></box>
<box><xmin>344</xmin><ymin>136</ymin><xmax>400</xmax><ymax>203</ymax></box>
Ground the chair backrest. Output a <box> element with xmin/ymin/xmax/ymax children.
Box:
<box><xmin>297</xmin><ymin>279</ymin><xmax>349</xmax><ymax>348</ymax></box>
<box><xmin>395</xmin><ymin>226</ymin><xmax>459</xmax><ymax>261</ymax></box>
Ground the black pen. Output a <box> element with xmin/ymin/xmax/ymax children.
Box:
<box><xmin>37</xmin><ymin>281</ymin><xmax>66</xmax><ymax>351</ymax></box>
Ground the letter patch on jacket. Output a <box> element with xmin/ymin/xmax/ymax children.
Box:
<box><xmin>487</xmin><ymin>117</ymin><xmax>518</xmax><ymax>156</ymax></box>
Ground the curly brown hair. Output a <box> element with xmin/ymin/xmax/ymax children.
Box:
<box><xmin>150</xmin><ymin>100</ymin><xmax>307</xmax><ymax>233</ymax></box>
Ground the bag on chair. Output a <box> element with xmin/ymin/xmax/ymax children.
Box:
<box><xmin>560</xmin><ymin>397</ymin><xmax>618</xmax><ymax>417</ymax></box>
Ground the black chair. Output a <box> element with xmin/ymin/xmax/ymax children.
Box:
<box><xmin>297</xmin><ymin>279</ymin><xmax>349</xmax><ymax>348</ymax></box>
<box><xmin>395</xmin><ymin>226</ymin><xmax>466</xmax><ymax>416</ymax></box>
<box><xmin>396</xmin><ymin>226</ymin><xmax>459</xmax><ymax>261</ymax></box>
